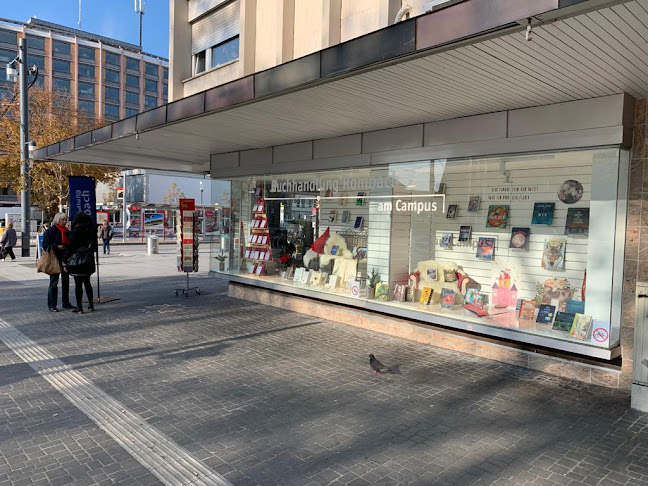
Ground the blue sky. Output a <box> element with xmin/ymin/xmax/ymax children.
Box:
<box><xmin>2</xmin><ymin>0</ymin><xmax>170</xmax><ymax>58</ymax></box>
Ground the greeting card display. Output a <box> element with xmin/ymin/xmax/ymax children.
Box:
<box><xmin>446</xmin><ymin>205</ymin><xmax>457</xmax><ymax>219</ymax></box>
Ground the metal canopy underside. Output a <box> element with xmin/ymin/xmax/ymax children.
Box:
<box><xmin>44</xmin><ymin>0</ymin><xmax>648</xmax><ymax>174</ymax></box>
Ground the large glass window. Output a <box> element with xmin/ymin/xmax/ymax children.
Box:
<box><xmin>26</xmin><ymin>36</ymin><xmax>45</xmax><ymax>51</ymax></box>
<box><xmin>144</xmin><ymin>95</ymin><xmax>157</xmax><ymax>109</ymax></box>
<box><xmin>53</xmin><ymin>77</ymin><xmax>70</xmax><ymax>92</ymax></box>
<box><xmin>211</xmin><ymin>36</ymin><xmax>239</xmax><ymax>69</ymax></box>
<box><xmin>104</xmin><ymin>103</ymin><xmax>119</xmax><ymax>120</ymax></box>
<box><xmin>53</xmin><ymin>59</ymin><xmax>70</xmax><ymax>76</ymax></box>
<box><xmin>145</xmin><ymin>79</ymin><xmax>157</xmax><ymax>94</ymax></box>
<box><xmin>126</xmin><ymin>57</ymin><xmax>140</xmax><ymax>73</ymax></box>
<box><xmin>213</xmin><ymin>148</ymin><xmax>625</xmax><ymax>355</ymax></box>
<box><xmin>78</xmin><ymin>64</ymin><xmax>95</xmax><ymax>79</ymax></box>
<box><xmin>126</xmin><ymin>74</ymin><xmax>139</xmax><ymax>90</ymax></box>
<box><xmin>194</xmin><ymin>50</ymin><xmax>206</xmax><ymax>75</ymax></box>
<box><xmin>0</xmin><ymin>49</ymin><xmax>16</xmax><ymax>65</ymax></box>
<box><xmin>0</xmin><ymin>30</ymin><xmax>17</xmax><ymax>46</ymax></box>
<box><xmin>78</xmin><ymin>99</ymin><xmax>94</xmax><ymax>116</ymax></box>
<box><xmin>105</xmin><ymin>51</ymin><xmax>120</xmax><ymax>67</ymax></box>
<box><xmin>105</xmin><ymin>69</ymin><xmax>120</xmax><ymax>85</ymax></box>
<box><xmin>126</xmin><ymin>107</ymin><xmax>139</xmax><ymax>117</ymax></box>
<box><xmin>125</xmin><ymin>91</ymin><xmax>139</xmax><ymax>106</ymax></box>
<box><xmin>78</xmin><ymin>46</ymin><xmax>95</xmax><ymax>62</ymax></box>
<box><xmin>145</xmin><ymin>62</ymin><xmax>158</xmax><ymax>78</ymax></box>
<box><xmin>27</xmin><ymin>54</ymin><xmax>45</xmax><ymax>72</ymax></box>
<box><xmin>78</xmin><ymin>82</ymin><xmax>95</xmax><ymax>99</ymax></box>
<box><xmin>163</xmin><ymin>68</ymin><xmax>168</xmax><ymax>81</ymax></box>
<box><xmin>105</xmin><ymin>86</ymin><xmax>119</xmax><ymax>102</ymax></box>
<box><xmin>53</xmin><ymin>40</ymin><xmax>71</xmax><ymax>58</ymax></box>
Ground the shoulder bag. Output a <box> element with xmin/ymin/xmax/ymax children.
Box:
<box><xmin>37</xmin><ymin>249</ymin><xmax>62</xmax><ymax>275</ymax></box>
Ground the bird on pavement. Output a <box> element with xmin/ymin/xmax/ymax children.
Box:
<box><xmin>369</xmin><ymin>354</ymin><xmax>391</xmax><ymax>374</ymax></box>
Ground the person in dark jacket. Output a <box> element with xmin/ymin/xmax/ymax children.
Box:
<box><xmin>63</xmin><ymin>212</ymin><xmax>97</xmax><ymax>314</ymax></box>
<box><xmin>42</xmin><ymin>212</ymin><xmax>73</xmax><ymax>312</ymax></box>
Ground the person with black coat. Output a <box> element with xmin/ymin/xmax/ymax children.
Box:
<box><xmin>42</xmin><ymin>212</ymin><xmax>73</xmax><ymax>312</ymax></box>
<box><xmin>63</xmin><ymin>212</ymin><xmax>98</xmax><ymax>314</ymax></box>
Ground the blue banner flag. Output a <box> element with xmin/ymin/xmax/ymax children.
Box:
<box><xmin>68</xmin><ymin>176</ymin><xmax>97</xmax><ymax>223</ymax></box>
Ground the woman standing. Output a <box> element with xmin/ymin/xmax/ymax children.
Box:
<box><xmin>42</xmin><ymin>213</ymin><xmax>73</xmax><ymax>312</ymax></box>
<box><xmin>63</xmin><ymin>212</ymin><xmax>97</xmax><ymax>314</ymax></box>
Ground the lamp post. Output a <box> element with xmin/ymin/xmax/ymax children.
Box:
<box><xmin>11</xmin><ymin>38</ymin><xmax>32</xmax><ymax>257</ymax></box>
<box><xmin>7</xmin><ymin>38</ymin><xmax>38</xmax><ymax>257</ymax></box>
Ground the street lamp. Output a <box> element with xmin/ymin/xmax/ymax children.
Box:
<box><xmin>6</xmin><ymin>37</ymin><xmax>39</xmax><ymax>257</ymax></box>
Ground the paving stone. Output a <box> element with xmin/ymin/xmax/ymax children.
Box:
<box><xmin>0</xmin><ymin>249</ymin><xmax>647</xmax><ymax>485</ymax></box>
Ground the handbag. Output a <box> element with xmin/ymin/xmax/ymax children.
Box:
<box><xmin>37</xmin><ymin>249</ymin><xmax>62</xmax><ymax>275</ymax></box>
<box><xmin>65</xmin><ymin>246</ymin><xmax>92</xmax><ymax>274</ymax></box>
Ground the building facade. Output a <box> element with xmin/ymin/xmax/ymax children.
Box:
<box><xmin>36</xmin><ymin>0</ymin><xmax>648</xmax><ymax>408</ymax></box>
<box><xmin>0</xmin><ymin>17</ymin><xmax>169</xmax><ymax>208</ymax></box>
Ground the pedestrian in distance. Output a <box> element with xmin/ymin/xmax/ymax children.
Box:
<box><xmin>0</xmin><ymin>221</ymin><xmax>17</xmax><ymax>261</ymax></box>
<box><xmin>41</xmin><ymin>222</ymin><xmax>50</xmax><ymax>233</ymax></box>
<box><xmin>97</xmin><ymin>220</ymin><xmax>113</xmax><ymax>255</ymax></box>
<box><xmin>63</xmin><ymin>212</ymin><xmax>97</xmax><ymax>314</ymax></box>
<box><xmin>42</xmin><ymin>212</ymin><xmax>73</xmax><ymax>312</ymax></box>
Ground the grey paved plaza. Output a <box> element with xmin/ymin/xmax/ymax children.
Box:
<box><xmin>1</xmin><ymin>247</ymin><xmax>648</xmax><ymax>485</ymax></box>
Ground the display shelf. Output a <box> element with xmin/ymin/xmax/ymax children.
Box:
<box><xmin>247</xmin><ymin>191</ymin><xmax>272</xmax><ymax>275</ymax></box>
<box><xmin>224</xmin><ymin>272</ymin><xmax>620</xmax><ymax>360</ymax></box>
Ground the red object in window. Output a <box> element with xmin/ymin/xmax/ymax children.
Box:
<box><xmin>280</xmin><ymin>254</ymin><xmax>291</xmax><ymax>264</ymax></box>
<box><xmin>310</xmin><ymin>227</ymin><xmax>330</xmax><ymax>254</ymax></box>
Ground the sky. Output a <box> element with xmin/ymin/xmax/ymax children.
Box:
<box><xmin>1</xmin><ymin>0</ymin><xmax>170</xmax><ymax>58</ymax></box>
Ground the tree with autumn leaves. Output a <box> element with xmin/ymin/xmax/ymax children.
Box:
<box><xmin>0</xmin><ymin>85</ymin><xmax>119</xmax><ymax>218</ymax></box>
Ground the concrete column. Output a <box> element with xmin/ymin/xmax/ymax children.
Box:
<box><xmin>322</xmin><ymin>0</ymin><xmax>341</xmax><ymax>48</ymax></box>
<box><xmin>281</xmin><ymin>0</ymin><xmax>295</xmax><ymax>64</ymax></box>
<box><xmin>240</xmin><ymin>0</ymin><xmax>257</xmax><ymax>76</ymax></box>
<box><xmin>169</xmin><ymin>0</ymin><xmax>191</xmax><ymax>102</ymax></box>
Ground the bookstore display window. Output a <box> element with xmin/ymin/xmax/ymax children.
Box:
<box><xmin>211</xmin><ymin>147</ymin><xmax>624</xmax><ymax>352</ymax></box>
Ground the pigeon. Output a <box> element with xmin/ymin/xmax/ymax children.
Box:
<box><xmin>369</xmin><ymin>354</ymin><xmax>390</xmax><ymax>374</ymax></box>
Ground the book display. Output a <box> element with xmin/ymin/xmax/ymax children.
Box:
<box><xmin>248</xmin><ymin>189</ymin><xmax>271</xmax><ymax>275</ymax></box>
<box><xmin>221</xmin><ymin>147</ymin><xmax>620</xmax><ymax>355</ymax></box>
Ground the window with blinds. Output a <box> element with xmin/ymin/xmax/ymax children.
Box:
<box><xmin>191</xmin><ymin>0</ymin><xmax>240</xmax><ymax>75</ymax></box>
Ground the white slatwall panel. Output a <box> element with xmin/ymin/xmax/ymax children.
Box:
<box><xmin>191</xmin><ymin>0</ymin><xmax>240</xmax><ymax>54</ymax></box>
<box><xmin>428</xmin><ymin>157</ymin><xmax>592</xmax><ymax>302</ymax></box>
<box><xmin>319</xmin><ymin>193</ymin><xmax>370</xmax><ymax>237</ymax></box>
